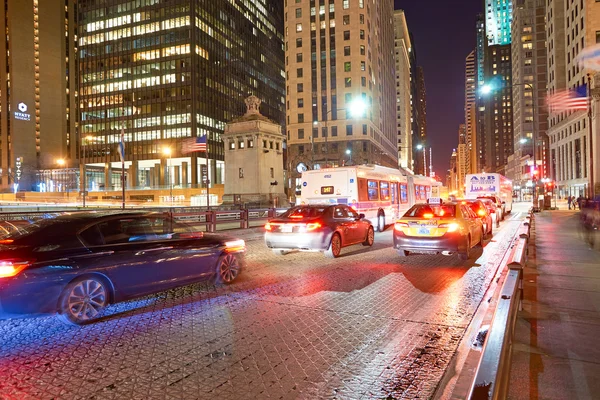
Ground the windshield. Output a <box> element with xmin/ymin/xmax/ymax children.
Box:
<box><xmin>403</xmin><ymin>204</ymin><xmax>456</xmax><ymax>218</ymax></box>
<box><xmin>478</xmin><ymin>196</ymin><xmax>499</xmax><ymax>204</ymax></box>
<box><xmin>281</xmin><ymin>206</ymin><xmax>326</xmax><ymax>219</ymax></box>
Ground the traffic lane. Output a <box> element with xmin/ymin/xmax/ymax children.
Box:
<box><xmin>0</xmin><ymin>216</ymin><xmax>522</xmax><ymax>400</ymax></box>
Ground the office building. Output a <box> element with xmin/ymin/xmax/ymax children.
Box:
<box><xmin>77</xmin><ymin>0</ymin><xmax>285</xmax><ymax>192</ymax></box>
<box><xmin>483</xmin><ymin>0</ymin><xmax>514</xmax><ymax>173</ymax></box>
<box><xmin>284</xmin><ymin>0</ymin><xmax>397</xmax><ymax>190</ymax></box>
<box><xmin>547</xmin><ymin>0</ymin><xmax>600</xmax><ymax>198</ymax></box>
<box><xmin>416</xmin><ymin>66</ymin><xmax>427</xmax><ymax>175</ymax></box>
<box><xmin>0</xmin><ymin>0</ymin><xmax>78</xmax><ymax>191</ymax></box>
<box><xmin>465</xmin><ymin>50</ymin><xmax>476</xmax><ymax>174</ymax></box>
<box><xmin>510</xmin><ymin>0</ymin><xmax>548</xmax><ymax>192</ymax></box>
<box><xmin>408</xmin><ymin>32</ymin><xmax>424</xmax><ymax>175</ymax></box>
<box><xmin>457</xmin><ymin>124</ymin><xmax>468</xmax><ymax>194</ymax></box>
<box><xmin>394</xmin><ymin>10</ymin><xmax>412</xmax><ymax>170</ymax></box>
<box><xmin>475</xmin><ymin>13</ymin><xmax>486</xmax><ymax>172</ymax></box>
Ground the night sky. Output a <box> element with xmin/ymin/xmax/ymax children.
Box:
<box><xmin>395</xmin><ymin>0</ymin><xmax>483</xmax><ymax>179</ymax></box>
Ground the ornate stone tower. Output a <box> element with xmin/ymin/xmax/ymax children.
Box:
<box><xmin>222</xmin><ymin>96</ymin><xmax>287</xmax><ymax>207</ymax></box>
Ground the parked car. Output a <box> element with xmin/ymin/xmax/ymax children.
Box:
<box><xmin>393</xmin><ymin>202</ymin><xmax>484</xmax><ymax>261</ymax></box>
<box><xmin>264</xmin><ymin>204</ymin><xmax>375</xmax><ymax>258</ymax></box>
<box><xmin>461</xmin><ymin>199</ymin><xmax>493</xmax><ymax>238</ymax></box>
<box><xmin>478</xmin><ymin>198</ymin><xmax>501</xmax><ymax>227</ymax></box>
<box><xmin>0</xmin><ymin>212</ymin><xmax>245</xmax><ymax>325</ymax></box>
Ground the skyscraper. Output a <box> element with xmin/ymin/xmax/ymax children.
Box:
<box><xmin>547</xmin><ymin>0</ymin><xmax>600</xmax><ymax>198</ymax></box>
<box><xmin>77</xmin><ymin>0</ymin><xmax>285</xmax><ymax>192</ymax></box>
<box><xmin>510</xmin><ymin>0</ymin><xmax>548</xmax><ymax>190</ymax></box>
<box><xmin>475</xmin><ymin>13</ymin><xmax>486</xmax><ymax>172</ymax></box>
<box><xmin>408</xmin><ymin>32</ymin><xmax>424</xmax><ymax>175</ymax></box>
<box><xmin>483</xmin><ymin>0</ymin><xmax>514</xmax><ymax>173</ymax></box>
<box><xmin>0</xmin><ymin>0</ymin><xmax>78</xmax><ymax>191</ymax></box>
<box><xmin>465</xmin><ymin>50</ymin><xmax>476</xmax><ymax>174</ymax></box>
<box><xmin>394</xmin><ymin>10</ymin><xmax>412</xmax><ymax>170</ymax></box>
<box><xmin>416</xmin><ymin>66</ymin><xmax>427</xmax><ymax>174</ymax></box>
<box><xmin>284</xmin><ymin>0</ymin><xmax>397</xmax><ymax>189</ymax></box>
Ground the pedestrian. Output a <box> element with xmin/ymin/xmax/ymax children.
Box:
<box><xmin>568</xmin><ymin>195</ymin><xmax>573</xmax><ymax>210</ymax></box>
<box><xmin>577</xmin><ymin>196</ymin><xmax>583</xmax><ymax>211</ymax></box>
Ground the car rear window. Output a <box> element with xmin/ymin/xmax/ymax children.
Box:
<box><xmin>478</xmin><ymin>196</ymin><xmax>498</xmax><ymax>204</ymax></box>
<box><xmin>404</xmin><ymin>204</ymin><xmax>456</xmax><ymax>218</ymax></box>
<box><xmin>282</xmin><ymin>206</ymin><xmax>326</xmax><ymax>219</ymax></box>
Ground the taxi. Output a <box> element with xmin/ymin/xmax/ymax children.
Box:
<box><xmin>393</xmin><ymin>202</ymin><xmax>484</xmax><ymax>261</ymax></box>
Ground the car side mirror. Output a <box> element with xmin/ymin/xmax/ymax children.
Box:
<box><xmin>358</xmin><ymin>213</ymin><xmax>365</xmax><ymax>220</ymax></box>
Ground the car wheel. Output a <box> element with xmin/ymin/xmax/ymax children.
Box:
<box><xmin>458</xmin><ymin>236</ymin><xmax>471</xmax><ymax>261</ymax></box>
<box><xmin>57</xmin><ymin>276</ymin><xmax>110</xmax><ymax>326</ymax></box>
<box><xmin>377</xmin><ymin>213</ymin><xmax>386</xmax><ymax>232</ymax></box>
<box><xmin>216</xmin><ymin>253</ymin><xmax>242</xmax><ymax>284</ymax></box>
<box><xmin>397</xmin><ymin>249</ymin><xmax>409</xmax><ymax>257</ymax></box>
<box><xmin>272</xmin><ymin>249</ymin><xmax>287</xmax><ymax>256</ymax></box>
<box><xmin>362</xmin><ymin>226</ymin><xmax>375</xmax><ymax>246</ymax></box>
<box><xmin>325</xmin><ymin>233</ymin><xmax>342</xmax><ymax>258</ymax></box>
<box><xmin>477</xmin><ymin>229</ymin><xmax>485</xmax><ymax>247</ymax></box>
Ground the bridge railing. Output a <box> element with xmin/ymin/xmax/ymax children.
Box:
<box><xmin>468</xmin><ymin>209</ymin><xmax>532</xmax><ymax>400</ymax></box>
<box><xmin>0</xmin><ymin>207</ymin><xmax>290</xmax><ymax>233</ymax></box>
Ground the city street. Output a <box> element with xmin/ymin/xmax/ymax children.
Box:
<box><xmin>0</xmin><ymin>207</ymin><xmax>529</xmax><ymax>400</ymax></box>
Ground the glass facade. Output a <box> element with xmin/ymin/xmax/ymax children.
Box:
<box><xmin>485</xmin><ymin>0</ymin><xmax>513</xmax><ymax>46</ymax></box>
<box><xmin>78</xmin><ymin>0</ymin><xmax>285</xmax><ymax>189</ymax></box>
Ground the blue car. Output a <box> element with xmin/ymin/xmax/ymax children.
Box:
<box><xmin>0</xmin><ymin>212</ymin><xmax>245</xmax><ymax>325</ymax></box>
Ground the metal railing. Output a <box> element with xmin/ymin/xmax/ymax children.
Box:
<box><xmin>468</xmin><ymin>209</ymin><xmax>532</xmax><ymax>400</ymax></box>
<box><xmin>0</xmin><ymin>207</ymin><xmax>289</xmax><ymax>233</ymax></box>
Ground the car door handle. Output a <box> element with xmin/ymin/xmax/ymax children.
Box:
<box><xmin>135</xmin><ymin>246</ymin><xmax>173</xmax><ymax>256</ymax></box>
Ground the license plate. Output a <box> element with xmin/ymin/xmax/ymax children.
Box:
<box><xmin>281</xmin><ymin>225</ymin><xmax>293</xmax><ymax>233</ymax></box>
<box><xmin>418</xmin><ymin>227</ymin><xmax>430</xmax><ymax>235</ymax></box>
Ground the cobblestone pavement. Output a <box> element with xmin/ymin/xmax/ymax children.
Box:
<box><xmin>0</xmin><ymin>213</ymin><xmax>526</xmax><ymax>400</ymax></box>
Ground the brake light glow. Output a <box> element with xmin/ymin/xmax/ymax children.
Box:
<box><xmin>290</xmin><ymin>215</ymin><xmax>304</xmax><ymax>219</ymax></box>
<box><xmin>0</xmin><ymin>239</ymin><xmax>14</xmax><ymax>245</ymax></box>
<box><xmin>394</xmin><ymin>222</ymin><xmax>409</xmax><ymax>231</ymax></box>
<box><xmin>224</xmin><ymin>240</ymin><xmax>245</xmax><ymax>253</ymax></box>
<box><xmin>477</xmin><ymin>209</ymin><xmax>486</xmax><ymax>217</ymax></box>
<box><xmin>439</xmin><ymin>223</ymin><xmax>459</xmax><ymax>232</ymax></box>
<box><xmin>264</xmin><ymin>223</ymin><xmax>273</xmax><ymax>231</ymax></box>
<box><xmin>423</xmin><ymin>213</ymin><xmax>434</xmax><ymax>219</ymax></box>
<box><xmin>305</xmin><ymin>222</ymin><xmax>322</xmax><ymax>231</ymax></box>
<box><xmin>0</xmin><ymin>260</ymin><xmax>30</xmax><ymax>278</ymax></box>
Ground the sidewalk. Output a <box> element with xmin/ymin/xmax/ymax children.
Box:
<box><xmin>508</xmin><ymin>211</ymin><xmax>600</xmax><ymax>399</ymax></box>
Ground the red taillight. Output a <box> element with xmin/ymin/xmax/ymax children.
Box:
<box><xmin>0</xmin><ymin>260</ymin><xmax>30</xmax><ymax>278</ymax></box>
<box><xmin>477</xmin><ymin>209</ymin><xmax>486</xmax><ymax>217</ymax></box>
<box><xmin>305</xmin><ymin>222</ymin><xmax>321</xmax><ymax>231</ymax></box>
<box><xmin>264</xmin><ymin>222</ymin><xmax>272</xmax><ymax>231</ymax></box>
<box><xmin>290</xmin><ymin>215</ymin><xmax>304</xmax><ymax>219</ymax></box>
<box><xmin>0</xmin><ymin>239</ymin><xmax>14</xmax><ymax>245</ymax></box>
<box><xmin>394</xmin><ymin>222</ymin><xmax>409</xmax><ymax>231</ymax></box>
<box><xmin>423</xmin><ymin>213</ymin><xmax>434</xmax><ymax>219</ymax></box>
<box><xmin>224</xmin><ymin>240</ymin><xmax>245</xmax><ymax>253</ymax></box>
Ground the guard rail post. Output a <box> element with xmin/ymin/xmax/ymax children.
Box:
<box><xmin>205</xmin><ymin>211</ymin><xmax>215</xmax><ymax>233</ymax></box>
<box><xmin>241</xmin><ymin>209</ymin><xmax>249</xmax><ymax>229</ymax></box>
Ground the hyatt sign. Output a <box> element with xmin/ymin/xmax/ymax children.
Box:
<box><xmin>14</xmin><ymin>102</ymin><xmax>31</xmax><ymax>121</ymax></box>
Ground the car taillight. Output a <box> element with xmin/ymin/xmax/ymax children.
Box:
<box><xmin>264</xmin><ymin>222</ymin><xmax>273</xmax><ymax>231</ymax></box>
<box><xmin>439</xmin><ymin>223</ymin><xmax>459</xmax><ymax>232</ymax></box>
<box><xmin>423</xmin><ymin>213</ymin><xmax>434</xmax><ymax>219</ymax></box>
<box><xmin>477</xmin><ymin>209</ymin><xmax>486</xmax><ymax>217</ymax></box>
<box><xmin>0</xmin><ymin>260</ymin><xmax>30</xmax><ymax>278</ymax></box>
<box><xmin>0</xmin><ymin>239</ymin><xmax>14</xmax><ymax>245</ymax></box>
<box><xmin>224</xmin><ymin>240</ymin><xmax>245</xmax><ymax>253</ymax></box>
<box><xmin>305</xmin><ymin>222</ymin><xmax>321</xmax><ymax>231</ymax></box>
<box><xmin>394</xmin><ymin>222</ymin><xmax>409</xmax><ymax>231</ymax></box>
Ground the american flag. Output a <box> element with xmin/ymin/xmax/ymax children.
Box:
<box><xmin>181</xmin><ymin>135</ymin><xmax>207</xmax><ymax>154</ymax></box>
<box><xmin>546</xmin><ymin>84</ymin><xmax>589</xmax><ymax>112</ymax></box>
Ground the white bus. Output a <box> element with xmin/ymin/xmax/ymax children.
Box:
<box><xmin>297</xmin><ymin>165</ymin><xmax>435</xmax><ymax>232</ymax></box>
<box><xmin>465</xmin><ymin>173</ymin><xmax>513</xmax><ymax>217</ymax></box>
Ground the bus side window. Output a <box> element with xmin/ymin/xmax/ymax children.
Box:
<box><xmin>358</xmin><ymin>178</ymin><xmax>368</xmax><ymax>202</ymax></box>
<box><xmin>400</xmin><ymin>184</ymin><xmax>408</xmax><ymax>203</ymax></box>
<box><xmin>391</xmin><ymin>183</ymin><xmax>398</xmax><ymax>205</ymax></box>
<box><xmin>367</xmin><ymin>180</ymin><xmax>379</xmax><ymax>201</ymax></box>
<box><xmin>380</xmin><ymin>181</ymin><xmax>390</xmax><ymax>201</ymax></box>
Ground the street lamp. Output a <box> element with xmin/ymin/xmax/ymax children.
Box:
<box><xmin>416</xmin><ymin>144</ymin><xmax>427</xmax><ymax>176</ymax></box>
<box><xmin>162</xmin><ymin>147</ymin><xmax>173</xmax><ymax>206</ymax></box>
<box><xmin>346</xmin><ymin>149</ymin><xmax>352</xmax><ymax>165</ymax></box>
<box><xmin>312</xmin><ymin>98</ymin><xmax>368</xmax><ymax>169</ymax></box>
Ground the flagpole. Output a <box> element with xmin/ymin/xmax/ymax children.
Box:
<box><xmin>588</xmin><ymin>74</ymin><xmax>595</xmax><ymax>199</ymax></box>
